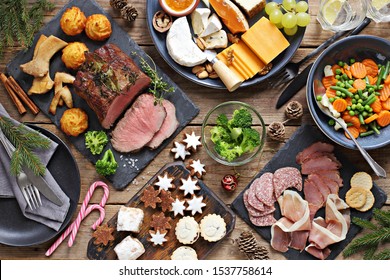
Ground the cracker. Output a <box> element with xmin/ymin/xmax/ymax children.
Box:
<box><xmin>346</xmin><ymin>187</ymin><xmax>367</xmax><ymax>208</ymax></box>
<box><xmin>356</xmin><ymin>190</ymin><xmax>375</xmax><ymax>212</ymax></box>
<box><xmin>350</xmin><ymin>172</ymin><xmax>373</xmax><ymax>190</ymax></box>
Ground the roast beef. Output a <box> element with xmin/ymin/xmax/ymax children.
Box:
<box><xmin>146</xmin><ymin>99</ymin><xmax>179</xmax><ymax>149</ymax></box>
<box><xmin>73</xmin><ymin>44</ymin><xmax>151</xmax><ymax>129</ymax></box>
<box><xmin>111</xmin><ymin>93</ymin><xmax>167</xmax><ymax>153</ymax></box>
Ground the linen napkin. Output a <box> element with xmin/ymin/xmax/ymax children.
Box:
<box><xmin>0</xmin><ymin>104</ymin><xmax>70</xmax><ymax>231</ymax></box>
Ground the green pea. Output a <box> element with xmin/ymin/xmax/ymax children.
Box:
<box><xmin>342</xmin><ymin>74</ymin><xmax>348</xmax><ymax>80</ymax></box>
<box><xmin>351</xmin><ymin>104</ymin><xmax>357</xmax><ymax>110</ymax></box>
<box><xmin>368</xmin><ymin>88</ymin><xmax>374</xmax><ymax>93</ymax></box>
<box><xmin>351</xmin><ymin>99</ymin><xmax>357</xmax><ymax>104</ymax></box>
<box><xmin>328</xmin><ymin>119</ymin><xmax>335</xmax><ymax>126</ymax></box>
<box><xmin>349</xmin><ymin>110</ymin><xmax>355</xmax><ymax>116</ymax></box>
<box><xmin>358</xmin><ymin>99</ymin><xmax>363</xmax><ymax>104</ymax></box>
<box><xmin>362</xmin><ymin>111</ymin><xmax>368</xmax><ymax>117</ymax></box>
<box><xmin>335</xmin><ymin>69</ymin><xmax>342</xmax><ymax>75</ymax></box>
<box><xmin>378</xmin><ymin>84</ymin><xmax>384</xmax><ymax>90</ymax></box>
<box><xmin>335</xmin><ymin>74</ymin><xmax>341</xmax><ymax>80</ymax></box>
<box><xmin>316</xmin><ymin>95</ymin><xmax>322</xmax><ymax>101</ymax></box>
<box><xmin>338</xmin><ymin>61</ymin><xmax>344</xmax><ymax>67</ymax></box>
<box><xmin>349</xmin><ymin>80</ymin><xmax>354</xmax><ymax>85</ymax></box>
<box><xmin>350</xmin><ymin>58</ymin><xmax>356</xmax><ymax>64</ymax></box>
<box><xmin>329</xmin><ymin>97</ymin><xmax>335</xmax><ymax>103</ymax></box>
<box><xmin>365</xmin><ymin>105</ymin><xmax>371</xmax><ymax>111</ymax></box>
<box><xmin>347</xmin><ymin>105</ymin><xmax>351</xmax><ymax>110</ymax></box>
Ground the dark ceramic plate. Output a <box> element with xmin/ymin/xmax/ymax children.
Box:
<box><xmin>231</xmin><ymin>124</ymin><xmax>388</xmax><ymax>260</ymax></box>
<box><xmin>307</xmin><ymin>35</ymin><xmax>390</xmax><ymax>150</ymax></box>
<box><xmin>146</xmin><ymin>0</ymin><xmax>306</xmax><ymax>90</ymax></box>
<box><xmin>0</xmin><ymin>124</ymin><xmax>80</xmax><ymax>246</ymax></box>
<box><xmin>6</xmin><ymin>0</ymin><xmax>199</xmax><ymax>190</ymax></box>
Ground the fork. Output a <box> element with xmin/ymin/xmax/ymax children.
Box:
<box><xmin>0</xmin><ymin>128</ymin><xmax>42</xmax><ymax>210</ymax></box>
<box><xmin>269</xmin><ymin>30</ymin><xmax>348</xmax><ymax>87</ymax></box>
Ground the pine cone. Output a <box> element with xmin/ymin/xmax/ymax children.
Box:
<box><xmin>110</xmin><ymin>0</ymin><xmax>128</xmax><ymax>10</ymax></box>
<box><xmin>285</xmin><ymin>100</ymin><xmax>303</xmax><ymax>119</ymax></box>
<box><xmin>121</xmin><ymin>4</ymin><xmax>138</xmax><ymax>22</ymax></box>
<box><xmin>237</xmin><ymin>231</ymin><xmax>269</xmax><ymax>260</ymax></box>
<box><xmin>267</xmin><ymin>121</ymin><xmax>285</xmax><ymax>141</ymax></box>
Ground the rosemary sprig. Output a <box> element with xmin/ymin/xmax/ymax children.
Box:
<box><xmin>0</xmin><ymin>0</ymin><xmax>54</xmax><ymax>58</ymax></box>
<box><xmin>0</xmin><ymin>116</ymin><xmax>50</xmax><ymax>176</ymax></box>
<box><xmin>132</xmin><ymin>52</ymin><xmax>175</xmax><ymax>104</ymax></box>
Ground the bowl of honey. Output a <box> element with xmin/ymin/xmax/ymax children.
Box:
<box><xmin>159</xmin><ymin>0</ymin><xmax>200</xmax><ymax>17</ymax></box>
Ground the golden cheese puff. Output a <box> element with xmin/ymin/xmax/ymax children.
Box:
<box><xmin>60</xmin><ymin>108</ymin><xmax>88</xmax><ymax>137</ymax></box>
<box><xmin>61</xmin><ymin>42</ymin><xmax>89</xmax><ymax>69</ymax></box>
<box><xmin>85</xmin><ymin>14</ymin><xmax>112</xmax><ymax>41</ymax></box>
<box><xmin>60</xmin><ymin>7</ymin><xmax>87</xmax><ymax>36</ymax></box>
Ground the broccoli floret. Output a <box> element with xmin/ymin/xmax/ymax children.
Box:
<box><xmin>216</xmin><ymin>113</ymin><xmax>229</xmax><ymax>128</ymax></box>
<box><xmin>95</xmin><ymin>149</ymin><xmax>118</xmax><ymax>176</ymax></box>
<box><xmin>230</xmin><ymin>127</ymin><xmax>242</xmax><ymax>141</ymax></box>
<box><xmin>214</xmin><ymin>141</ymin><xmax>244</xmax><ymax>162</ymax></box>
<box><xmin>85</xmin><ymin>130</ymin><xmax>108</xmax><ymax>155</ymax></box>
<box><xmin>241</xmin><ymin>128</ymin><xmax>261</xmax><ymax>153</ymax></box>
<box><xmin>210</xmin><ymin>126</ymin><xmax>231</xmax><ymax>143</ymax></box>
<box><xmin>228</xmin><ymin>108</ymin><xmax>253</xmax><ymax>128</ymax></box>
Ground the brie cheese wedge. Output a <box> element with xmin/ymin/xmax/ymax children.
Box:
<box><xmin>202</xmin><ymin>30</ymin><xmax>228</xmax><ymax>49</ymax></box>
<box><xmin>200</xmin><ymin>13</ymin><xmax>222</xmax><ymax>37</ymax></box>
<box><xmin>166</xmin><ymin>17</ymin><xmax>207</xmax><ymax>67</ymax></box>
<box><xmin>191</xmin><ymin>8</ymin><xmax>211</xmax><ymax>35</ymax></box>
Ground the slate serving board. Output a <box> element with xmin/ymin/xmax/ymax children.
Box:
<box><xmin>86</xmin><ymin>162</ymin><xmax>236</xmax><ymax>260</ymax></box>
<box><xmin>231</xmin><ymin>124</ymin><xmax>388</xmax><ymax>260</ymax></box>
<box><xmin>6</xmin><ymin>0</ymin><xmax>199</xmax><ymax>190</ymax></box>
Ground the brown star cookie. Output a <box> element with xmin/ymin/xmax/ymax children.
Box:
<box><xmin>140</xmin><ymin>185</ymin><xmax>162</xmax><ymax>209</ymax></box>
<box><xmin>92</xmin><ymin>224</ymin><xmax>115</xmax><ymax>246</ymax></box>
<box><xmin>159</xmin><ymin>190</ymin><xmax>174</xmax><ymax>212</ymax></box>
<box><xmin>150</xmin><ymin>212</ymin><xmax>172</xmax><ymax>231</ymax></box>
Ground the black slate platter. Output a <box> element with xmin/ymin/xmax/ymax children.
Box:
<box><xmin>231</xmin><ymin>124</ymin><xmax>388</xmax><ymax>260</ymax></box>
<box><xmin>6</xmin><ymin>0</ymin><xmax>199</xmax><ymax>190</ymax></box>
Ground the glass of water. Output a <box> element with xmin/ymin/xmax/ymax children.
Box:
<box><xmin>365</xmin><ymin>0</ymin><xmax>390</xmax><ymax>22</ymax></box>
<box><xmin>317</xmin><ymin>0</ymin><xmax>367</xmax><ymax>32</ymax></box>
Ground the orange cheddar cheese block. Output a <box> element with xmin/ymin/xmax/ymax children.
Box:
<box><xmin>209</xmin><ymin>0</ymin><xmax>249</xmax><ymax>34</ymax></box>
<box><xmin>217</xmin><ymin>40</ymin><xmax>266</xmax><ymax>81</ymax></box>
<box><xmin>242</xmin><ymin>17</ymin><xmax>290</xmax><ymax>65</ymax></box>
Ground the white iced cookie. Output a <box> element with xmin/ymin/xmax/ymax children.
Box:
<box><xmin>154</xmin><ymin>172</ymin><xmax>175</xmax><ymax>191</ymax></box>
<box><xmin>171</xmin><ymin>246</ymin><xmax>198</xmax><ymax>260</ymax></box>
<box><xmin>179</xmin><ymin>175</ymin><xmax>200</xmax><ymax>196</ymax></box>
<box><xmin>171</xmin><ymin>141</ymin><xmax>190</xmax><ymax>160</ymax></box>
<box><xmin>114</xmin><ymin>236</ymin><xmax>145</xmax><ymax>260</ymax></box>
<box><xmin>182</xmin><ymin>131</ymin><xmax>202</xmax><ymax>152</ymax></box>
<box><xmin>187</xmin><ymin>159</ymin><xmax>206</xmax><ymax>178</ymax></box>
<box><xmin>116</xmin><ymin>206</ymin><xmax>144</xmax><ymax>233</ymax></box>
<box><xmin>148</xmin><ymin>229</ymin><xmax>168</xmax><ymax>246</ymax></box>
<box><xmin>175</xmin><ymin>216</ymin><xmax>200</xmax><ymax>244</ymax></box>
<box><xmin>171</xmin><ymin>196</ymin><xmax>186</xmax><ymax>217</ymax></box>
<box><xmin>200</xmin><ymin>214</ymin><xmax>226</xmax><ymax>242</ymax></box>
<box><xmin>186</xmin><ymin>195</ymin><xmax>206</xmax><ymax>215</ymax></box>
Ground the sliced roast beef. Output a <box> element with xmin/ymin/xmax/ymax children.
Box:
<box><xmin>74</xmin><ymin>44</ymin><xmax>151</xmax><ymax>129</ymax></box>
<box><xmin>315</xmin><ymin>170</ymin><xmax>343</xmax><ymax>188</ymax></box>
<box><xmin>296</xmin><ymin>142</ymin><xmax>334</xmax><ymax>164</ymax></box>
<box><xmin>301</xmin><ymin>155</ymin><xmax>340</xmax><ymax>175</ymax></box>
<box><xmin>146</xmin><ymin>99</ymin><xmax>179</xmax><ymax>149</ymax></box>
<box><xmin>111</xmin><ymin>94</ymin><xmax>166</xmax><ymax>153</ymax></box>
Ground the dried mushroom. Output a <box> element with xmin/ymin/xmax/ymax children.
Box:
<box><xmin>152</xmin><ymin>10</ymin><xmax>172</xmax><ymax>33</ymax></box>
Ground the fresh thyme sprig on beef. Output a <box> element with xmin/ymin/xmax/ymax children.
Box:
<box><xmin>132</xmin><ymin>52</ymin><xmax>174</xmax><ymax>104</ymax></box>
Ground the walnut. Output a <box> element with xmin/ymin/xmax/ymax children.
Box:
<box><xmin>227</xmin><ymin>49</ymin><xmax>235</xmax><ymax>65</ymax></box>
<box><xmin>259</xmin><ymin>63</ymin><xmax>273</xmax><ymax>76</ymax></box>
<box><xmin>227</xmin><ymin>33</ymin><xmax>240</xmax><ymax>44</ymax></box>
<box><xmin>152</xmin><ymin>10</ymin><xmax>172</xmax><ymax>33</ymax></box>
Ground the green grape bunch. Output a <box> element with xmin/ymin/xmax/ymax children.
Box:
<box><xmin>265</xmin><ymin>0</ymin><xmax>310</xmax><ymax>36</ymax></box>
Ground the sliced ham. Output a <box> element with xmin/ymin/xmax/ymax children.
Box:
<box><xmin>316</xmin><ymin>174</ymin><xmax>339</xmax><ymax>194</ymax></box>
<box><xmin>303</xmin><ymin>179</ymin><xmax>323</xmax><ymax>219</ymax></box>
<box><xmin>296</xmin><ymin>142</ymin><xmax>334</xmax><ymax>164</ymax></box>
<box><xmin>290</xmin><ymin>231</ymin><xmax>310</xmax><ymax>252</ymax></box>
<box><xmin>146</xmin><ymin>99</ymin><xmax>179</xmax><ymax>149</ymax></box>
<box><xmin>315</xmin><ymin>170</ymin><xmax>343</xmax><ymax>188</ymax></box>
<box><xmin>301</xmin><ymin>155</ymin><xmax>340</xmax><ymax>175</ymax></box>
<box><xmin>273</xmin><ymin>167</ymin><xmax>302</xmax><ymax>198</ymax></box>
<box><xmin>111</xmin><ymin>94</ymin><xmax>166</xmax><ymax>152</ymax></box>
<box><xmin>307</xmin><ymin>174</ymin><xmax>331</xmax><ymax>203</ymax></box>
<box><xmin>254</xmin><ymin>172</ymin><xmax>275</xmax><ymax>206</ymax></box>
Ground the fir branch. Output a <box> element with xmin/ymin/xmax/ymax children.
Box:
<box><xmin>373</xmin><ymin>208</ymin><xmax>390</xmax><ymax>228</ymax></box>
<box><xmin>351</xmin><ymin>216</ymin><xmax>377</xmax><ymax>230</ymax></box>
<box><xmin>372</xmin><ymin>249</ymin><xmax>390</xmax><ymax>260</ymax></box>
<box><xmin>0</xmin><ymin>116</ymin><xmax>50</xmax><ymax>176</ymax></box>
<box><xmin>363</xmin><ymin>245</ymin><xmax>377</xmax><ymax>260</ymax></box>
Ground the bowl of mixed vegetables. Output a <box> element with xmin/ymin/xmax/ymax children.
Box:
<box><xmin>307</xmin><ymin>35</ymin><xmax>390</xmax><ymax>150</ymax></box>
<box><xmin>201</xmin><ymin>101</ymin><xmax>266</xmax><ymax>166</ymax></box>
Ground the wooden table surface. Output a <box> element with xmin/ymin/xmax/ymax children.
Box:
<box><xmin>1</xmin><ymin>0</ymin><xmax>389</xmax><ymax>260</ymax></box>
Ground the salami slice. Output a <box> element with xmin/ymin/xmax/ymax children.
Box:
<box><xmin>254</xmin><ymin>172</ymin><xmax>275</xmax><ymax>206</ymax></box>
<box><xmin>243</xmin><ymin>190</ymin><xmax>264</xmax><ymax>217</ymax></box>
<box><xmin>273</xmin><ymin>167</ymin><xmax>302</xmax><ymax>198</ymax></box>
<box><xmin>247</xmin><ymin>187</ymin><xmax>265</xmax><ymax>211</ymax></box>
<box><xmin>249</xmin><ymin>213</ymin><xmax>277</xmax><ymax>227</ymax></box>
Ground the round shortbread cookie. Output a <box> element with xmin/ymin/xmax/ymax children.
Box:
<box><xmin>171</xmin><ymin>246</ymin><xmax>198</xmax><ymax>260</ymax></box>
<box><xmin>356</xmin><ymin>190</ymin><xmax>375</xmax><ymax>212</ymax></box>
<box><xmin>175</xmin><ymin>216</ymin><xmax>200</xmax><ymax>244</ymax></box>
<box><xmin>350</xmin><ymin>172</ymin><xmax>373</xmax><ymax>190</ymax></box>
<box><xmin>346</xmin><ymin>187</ymin><xmax>368</xmax><ymax>208</ymax></box>
<box><xmin>199</xmin><ymin>214</ymin><xmax>226</xmax><ymax>242</ymax></box>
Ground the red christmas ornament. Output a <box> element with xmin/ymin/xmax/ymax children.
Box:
<box><xmin>221</xmin><ymin>174</ymin><xmax>238</xmax><ymax>192</ymax></box>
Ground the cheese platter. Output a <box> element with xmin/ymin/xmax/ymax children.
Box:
<box><xmin>146</xmin><ymin>0</ymin><xmax>307</xmax><ymax>90</ymax></box>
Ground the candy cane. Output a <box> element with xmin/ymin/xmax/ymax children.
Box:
<box><xmin>45</xmin><ymin>181</ymin><xmax>110</xmax><ymax>257</ymax></box>
<box><xmin>45</xmin><ymin>204</ymin><xmax>105</xmax><ymax>257</ymax></box>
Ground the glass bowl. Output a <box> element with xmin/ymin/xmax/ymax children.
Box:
<box><xmin>201</xmin><ymin>101</ymin><xmax>266</xmax><ymax>166</ymax></box>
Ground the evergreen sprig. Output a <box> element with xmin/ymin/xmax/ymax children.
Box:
<box><xmin>343</xmin><ymin>209</ymin><xmax>390</xmax><ymax>260</ymax></box>
<box><xmin>0</xmin><ymin>116</ymin><xmax>50</xmax><ymax>176</ymax></box>
<box><xmin>0</xmin><ymin>0</ymin><xmax>54</xmax><ymax>58</ymax></box>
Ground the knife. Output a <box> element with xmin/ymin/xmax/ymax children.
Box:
<box><xmin>275</xmin><ymin>17</ymin><xmax>372</xmax><ymax>109</ymax></box>
<box><xmin>204</xmin><ymin>49</ymin><xmax>243</xmax><ymax>92</ymax></box>
<box><xmin>0</xmin><ymin>130</ymin><xmax>63</xmax><ymax>206</ymax></box>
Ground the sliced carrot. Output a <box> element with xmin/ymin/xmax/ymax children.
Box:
<box><xmin>379</xmin><ymin>84</ymin><xmax>390</xmax><ymax>101</ymax></box>
<box><xmin>371</xmin><ymin>98</ymin><xmax>382</xmax><ymax>113</ymax></box>
<box><xmin>364</xmin><ymin>113</ymin><xmax>379</xmax><ymax>124</ymax></box>
<box><xmin>345</xmin><ymin>126</ymin><xmax>360</xmax><ymax>139</ymax></box>
<box><xmin>349</xmin><ymin>115</ymin><xmax>361</xmax><ymax>128</ymax></box>
<box><xmin>381</xmin><ymin>98</ymin><xmax>390</xmax><ymax>110</ymax></box>
<box><xmin>384</xmin><ymin>74</ymin><xmax>390</xmax><ymax>85</ymax></box>
<box><xmin>348</xmin><ymin>87</ymin><xmax>358</xmax><ymax>93</ymax></box>
<box><xmin>350</xmin><ymin>62</ymin><xmax>367</xmax><ymax>79</ymax></box>
<box><xmin>345</xmin><ymin>97</ymin><xmax>353</xmax><ymax>106</ymax></box>
<box><xmin>376</xmin><ymin>110</ymin><xmax>390</xmax><ymax>127</ymax></box>
<box><xmin>322</xmin><ymin>75</ymin><xmax>337</xmax><ymax>89</ymax></box>
<box><xmin>344</xmin><ymin>68</ymin><xmax>353</xmax><ymax>79</ymax></box>
<box><xmin>367</xmin><ymin>75</ymin><xmax>376</xmax><ymax>85</ymax></box>
<box><xmin>353</xmin><ymin>78</ymin><xmax>367</xmax><ymax>90</ymax></box>
<box><xmin>362</xmin><ymin>58</ymin><xmax>379</xmax><ymax>77</ymax></box>
<box><xmin>332</xmin><ymin>98</ymin><xmax>348</xmax><ymax>112</ymax></box>
<box><xmin>326</xmin><ymin>88</ymin><xmax>336</xmax><ymax>98</ymax></box>
<box><xmin>359</xmin><ymin>126</ymin><xmax>367</xmax><ymax>133</ymax></box>
<box><xmin>342</xmin><ymin>112</ymin><xmax>352</xmax><ymax>122</ymax></box>
<box><xmin>331</xmin><ymin>64</ymin><xmax>343</xmax><ymax>74</ymax></box>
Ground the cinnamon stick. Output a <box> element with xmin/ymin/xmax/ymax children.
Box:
<box><xmin>0</xmin><ymin>73</ymin><xmax>26</xmax><ymax>114</ymax></box>
<box><xmin>6</xmin><ymin>76</ymin><xmax>40</xmax><ymax>115</ymax></box>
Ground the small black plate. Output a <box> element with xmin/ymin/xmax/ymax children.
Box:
<box><xmin>0</xmin><ymin>124</ymin><xmax>80</xmax><ymax>246</ymax></box>
<box><xmin>6</xmin><ymin>0</ymin><xmax>199</xmax><ymax>190</ymax></box>
<box><xmin>231</xmin><ymin>124</ymin><xmax>388</xmax><ymax>260</ymax></box>
<box><xmin>146</xmin><ymin>0</ymin><xmax>306</xmax><ymax>90</ymax></box>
